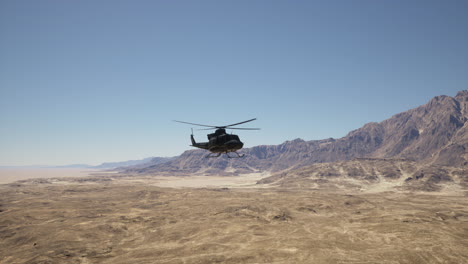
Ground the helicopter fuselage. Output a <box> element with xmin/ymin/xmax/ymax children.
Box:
<box><xmin>174</xmin><ymin>118</ymin><xmax>258</xmax><ymax>158</ymax></box>
<box><xmin>191</xmin><ymin>128</ymin><xmax>244</xmax><ymax>153</ymax></box>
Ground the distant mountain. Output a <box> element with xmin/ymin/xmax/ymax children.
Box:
<box><xmin>55</xmin><ymin>157</ymin><xmax>174</xmax><ymax>170</ymax></box>
<box><xmin>109</xmin><ymin>157</ymin><xmax>175</xmax><ymax>170</ymax></box>
<box><xmin>0</xmin><ymin>157</ymin><xmax>174</xmax><ymax>170</ymax></box>
<box><xmin>92</xmin><ymin>157</ymin><xmax>161</xmax><ymax>169</ymax></box>
<box><xmin>54</xmin><ymin>164</ymin><xmax>93</xmax><ymax>169</ymax></box>
<box><xmin>127</xmin><ymin>91</ymin><xmax>468</xmax><ymax>176</ymax></box>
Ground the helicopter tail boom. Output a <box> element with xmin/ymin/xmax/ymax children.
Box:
<box><xmin>190</xmin><ymin>134</ymin><xmax>196</xmax><ymax>146</ymax></box>
<box><xmin>190</xmin><ymin>133</ymin><xmax>209</xmax><ymax>150</ymax></box>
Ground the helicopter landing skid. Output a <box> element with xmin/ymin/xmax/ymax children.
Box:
<box><xmin>205</xmin><ymin>152</ymin><xmax>245</xmax><ymax>158</ymax></box>
<box><xmin>226</xmin><ymin>151</ymin><xmax>245</xmax><ymax>158</ymax></box>
<box><xmin>206</xmin><ymin>153</ymin><xmax>222</xmax><ymax>158</ymax></box>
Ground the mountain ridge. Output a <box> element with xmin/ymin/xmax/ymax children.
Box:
<box><xmin>127</xmin><ymin>91</ymin><xmax>468</xmax><ymax>176</ymax></box>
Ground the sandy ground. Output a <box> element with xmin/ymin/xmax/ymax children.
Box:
<box><xmin>0</xmin><ymin>169</ymin><xmax>268</xmax><ymax>189</ymax></box>
<box><xmin>120</xmin><ymin>173</ymin><xmax>271</xmax><ymax>189</ymax></box>
<box><xmin>1</xmin><ymin>171</ymin><xmax>467</xmax><ymax>263</ymax></box>
<box><xmin>0</xmin><ymin>168</ymin><xmax>97</xmax><ymax>184</ymax></box>
<box><xmin>1</xmin><ymin>179</ymin><xmax>467</xmax><ymax>264</ymax></box>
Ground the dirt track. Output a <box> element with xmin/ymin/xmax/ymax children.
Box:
<box><xmin>1</xmin><ymin>175</ymin><xmax>467</xmax><ymax>264</ymax></box>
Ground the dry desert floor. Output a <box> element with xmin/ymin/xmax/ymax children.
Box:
<box><xmin>0</xmin><ymin>171</ymin><xmax>467</xmax><ymax>264</ymax></box>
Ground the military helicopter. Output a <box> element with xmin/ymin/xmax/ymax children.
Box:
<box><xmin>174</xmin><ymin>118</ymin><xmax>259</xmax><ymax>158</ymax></box>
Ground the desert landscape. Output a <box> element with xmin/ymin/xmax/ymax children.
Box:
<box><xmin>3</xmin><ymin>1</ymin><xmax>468</xmax><ymax>263</ymax></box>
<box><xmin>0</xmin><ymin>170</ymin><xmax>467</xmax><ymax>264</ymax></box>
<box><xmin>2</xmin><ymin>91</ymin><xmax>468</xmax><ymax>263</ymax></box>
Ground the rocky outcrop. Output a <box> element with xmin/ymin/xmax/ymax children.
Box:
<box><xmin>257</xmin><ymin>159</ymin><xmax>468</xmax><ymax>193</ymax></box>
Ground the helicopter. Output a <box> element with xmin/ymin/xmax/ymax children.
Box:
<box><xmin>173</xmin><ymin>118</ymin><xmax>259</xmax><ymax>158</ymax></box>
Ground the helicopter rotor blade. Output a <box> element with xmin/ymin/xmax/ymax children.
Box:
<box><xmin>223</xmin><ymin>118</ymin><xmax>257</xmax><ymax>128</ymax></box>
<box><xmin>173</xmin><ymin>120</ymin><xmax>218</xmax><ymax>128</ymax></box>
<box><xmin>227</xmin><ymin>127</ymin><xmax>261</xmax><ymax>130</ymax></box>
<box><xmin>175</xmin><ymin>118</ymin><xmax>258</xmax><ymax>129</ymax></box>
<box><xmin>197</xmin><ymin>127</ymin><xmax>260</xmax><ymax>131</ymax></box>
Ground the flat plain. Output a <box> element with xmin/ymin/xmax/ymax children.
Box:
<box><xmin>0</xmin><ymin>169</ymin><xmax>95</xmax><ymax>185</ymax></box>
<box><xmin>0</xmin><ymin>172</ymin><xmax>467</xmax><ymax>264</ymax></box>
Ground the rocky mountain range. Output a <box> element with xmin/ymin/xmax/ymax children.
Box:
<box><xmin>126</xmin><ymin>91</ymin><xmax>468</xmax><ymax>176</ymax></box>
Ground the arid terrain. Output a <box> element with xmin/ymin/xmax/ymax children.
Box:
<box><xmin>0</xmin><ymin>169</ymin><xmax>97</xmax><ymax>185</ymax></box>
<box><xmin>1</xmin><ymin>171</ymin><xmax>467</xmax><ymax>264</ymax></box>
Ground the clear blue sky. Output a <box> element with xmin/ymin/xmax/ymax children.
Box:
<box><xmin>1</xmin><ymin>0</ymin><xmax>467</xmax><ymax>166</ymax></box>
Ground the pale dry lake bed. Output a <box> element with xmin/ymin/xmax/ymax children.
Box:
<box><xmin>0</xmin><ymin>169</ymin><xmax>467</xmax><ymax>263</ymax></box>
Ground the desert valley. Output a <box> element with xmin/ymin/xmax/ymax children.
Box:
<box><xmin>1</xmin><ymin>91</ymin><xmax>467</xmax><ymax>264</ymax></box>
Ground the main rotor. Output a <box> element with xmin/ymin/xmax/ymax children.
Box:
<box><xmin>173</xmin><ymin>118</ymin><xmax>260</xmax><ymax>131</ymax></box>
